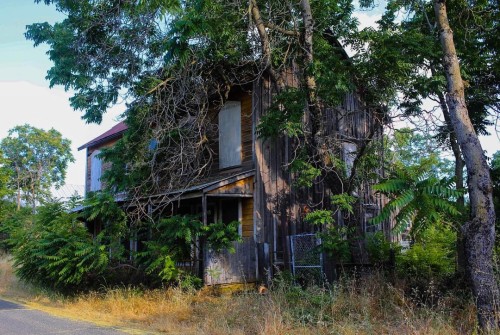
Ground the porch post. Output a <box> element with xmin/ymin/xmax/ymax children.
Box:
<box><xmin>199</xmin><ymin>193</ymin><xmax>207</xmax><ymax>280</ymax></box>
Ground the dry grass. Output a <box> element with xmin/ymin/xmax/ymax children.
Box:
<box><xmin>0</xmin><ymin>252</ymin><xmax>36</xmax><ymax>300</ymax></box>
<box><xmin>0</xmin><ymin>253</ymin><xmax>477</xmax><ymax>334</ymax></box>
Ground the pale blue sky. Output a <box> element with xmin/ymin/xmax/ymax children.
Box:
<box><xmin>0</xmin><ymin>0</ymin><xmax>62</xmax><ymax>85</ymax></box>
<box><xmin>0</xmin><ymin>1</ymin><xmax>498</xmax><ymax>190</ymax></box>
<box><xmin>0</xmin><ymin>0</ymin><xmax>123</xmax><ymax>189</ymax></box>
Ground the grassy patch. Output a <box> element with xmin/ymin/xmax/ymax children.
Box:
<box><xmin>0</xmin><ymin>254</ymin><xmax>476</xmax><ymax>334</ymax></box>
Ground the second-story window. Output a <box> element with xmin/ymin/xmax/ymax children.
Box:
<box><xmin>90</xmin><ymin>150</ymin><xmax>102</xmax><ymax>191</ymax></box>
<box><xmin>218</xmin><ymin>100</ymin><xmax>241</xmax><ymax>169</ymax></box>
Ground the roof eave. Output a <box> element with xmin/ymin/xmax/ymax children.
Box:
<box><xmin>77</xmin><ymin>131</ymin><xmax>126</xmax><ymax>151</ymax></box>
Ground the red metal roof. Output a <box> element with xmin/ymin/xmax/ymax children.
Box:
<box><xmin>78</xmin><ymin>121</ymin><xmax>128</xmax><ymax>151</ymax></box>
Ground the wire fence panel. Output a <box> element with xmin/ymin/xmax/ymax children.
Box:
<box><xmin>289</xmin><ymin>233</ymin><xmax>323</xmax><ymax>284</ymax></box>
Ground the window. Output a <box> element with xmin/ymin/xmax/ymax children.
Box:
<box><xmin>148</xmin><ymin>138</ymin><xmax>158</xmax><ymax>151</ymax></box>
<box><xmin>342</xmin><ymin>142</ymin><xmax>357</xmax><ymax>177</ymax></box>
<box><xmin>218</xmin><ymin>198</ymin><xmax>243</xmax><ymax>236</ymax></box>
<box><xmin>218</xmin><ymin>101</ymin><xmax>241</xmax><ymax>169</ymax></box>
<box><xmin>90</xmin><ymin>150</ymin><xmax>102</xmax><ymax>191</ymax></box>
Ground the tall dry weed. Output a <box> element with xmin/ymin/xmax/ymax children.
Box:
<box><xmin>0</xmin><ymin>256</ymin><xmax>478</xmax><ymax>334</ymax></box>
<box><xmin>0</xmin><ymin>252</ymin><xmax>34</xmax><ymax>300</ymax></box>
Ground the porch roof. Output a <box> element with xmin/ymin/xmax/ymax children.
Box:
<box><xmin>151</xmin><ymin>169</ymin><xmax>255</xmax><ymax>200</ymax></box>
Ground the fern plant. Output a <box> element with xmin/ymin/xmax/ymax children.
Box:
<box><xmin>10</xmin><ymin>201</ymin><xmax>109</xmax><ymax>292</ymax></box>
<box><xmin>370</xmin><ymin>164</ymin><xmax>465</xmax><ymax>238</ymax></box>
<box><xmin>81</xmin><ymin>191</ymin><xmax>127</xmax><ymax>261</ymax></box>
<box><xmin>137</xmin><ymin>215</ymin><xmax>242</xmax><ymax>284</ymax></box>
<box><xmin>304</xmin><ymin>195</ymin><xmax>358</xmax><ymax>263</ymax></box>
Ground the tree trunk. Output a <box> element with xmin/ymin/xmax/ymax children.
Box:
<box><xmin>249</xmin><ymin>0</ymin><xmax>284</xmax><ymax>91</ymax></box>
<box><xmin>16</xmin><ymin>185</ymin><xmax>21</xmax><ymax>211</ymax></box>
<box><xmin>299</xmin><ymin>0</ymin><xmax>337</xmax><ymax>182</ymax></box>
<box><xmin>437</xmin><ymin>90</ymin><xmax>467</xmax><ymax>275</ymax></box>
<box><xmin>434</xmin><ymin>0</ymin><xmax>499</xmax><ymax>331</ymax></box>
<box><xmin>299</xmin><ymin>0</ymin><xmax>324</xmax><ymax>151</ymax></box>
<box><xmin>16</xmin><ymin>166</ymin><xmax>21</xmax><ymax>210</ymax></box>
<box><xmin>437</xmin><ymin>91</ymin><xmax>465</xmax><ymax>207</ymax></box>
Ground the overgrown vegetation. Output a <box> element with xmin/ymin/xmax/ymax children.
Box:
<box><xmin>0</xmin><ymin>193</ymin><xmax>242</xmax><ymax>292</ymax></box>
<box><xmin>138</xmin><ymin>214</ymin><xmax>241</xmax><ymax>286</ymax></box>
<box><xmin>8</xmin><ymin>202</ymin><xmax>109</xmax><ymax>292</ymax></box>
<box><xmin>0</xmin><ymin>150</ymin><xmax>493</xmax><ymax>333</ymax></box>
<box><xmin>6</xmin><ymin>0</ymin><xmax>498</xmax><ymax>330</ymax></box>
<box><xmin>0</xmin><ymin>253</ymin><xmax>479</xmax><ymax>334</ymax></box>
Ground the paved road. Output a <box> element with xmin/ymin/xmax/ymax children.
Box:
<box><xmin>0</xmin><ymin>299</ymin><xmax>132</xmax><ymax>335</ymax></box>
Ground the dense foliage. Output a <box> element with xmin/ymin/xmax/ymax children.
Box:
<box><xmin>396</xmin><ymin>224</ymin><xmax>456</xmax><ymax>283</ymax></box>
<box><xmin>371</xmin><ymin>165</ymin><xmax>463</xmax><ymax>237</ymax></box>
<box><xmin>24</xmin><ymin>0</ymin><xmax>500</xmax><ymax>329</ymax></box>
<box><xmin>355</xmin><ymin>0</ymin><xmax>498</xmax><ymax>133</ymax></box>
<box><xmin>0</xmin><ymin>124</ymin><xmax>74</xmax><ymax>210</ymax></box>
<box><xmin>139</xmin><ymin>215</ymin><xmax>241</xmax><ymax>285</ymax></box>
<box><xmin>3</xmin><ymin>193</ymin><xmax>243</xmax><ymax>292</ymax></box>
<box><xmin>9</xmin><ymin>202</ymin><xmax>108</xmax><ymax>292</ymax></box>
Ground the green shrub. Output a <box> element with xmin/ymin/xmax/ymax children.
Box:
<box><xmin>396</xmin><ymin>224</ymin><xmax>455</xmax><ymax>291</ymax></box>
<box><xmin>204</xmin><ymin>220</ymin><xmax>242</xmax><ymax>253</ymax></box>
<box><xmin>10</xmin><ymin>202</ymin><xmax>109</xmax><ymax>292</ymax></box>
<box><xmin>0</xmin><ymin>201</ymin><xmax>31</xmax><ymax>251</ymax></box>
<box><xmin>366</xmin><ymin>231</ymin><xmax>398</xmax><ymax>265</ymax></box>
<box><xmin>138</xmin><ymin>215</ymin><xmax>242</xmax><ymax>285</ymax></box>
<box><xmin>137</xmin><ymin>215</ymin><xmax>200</xmax><ymax>284</ymax></box>
<box><xmin>81</xmin><ymin>191</ymin><xmax>127</xmax><ymax>262</ymax></box>
<box><xmin>304</xmin><ymin>209</ymin><xmax>352</xmax><ymax>263</ymax></box>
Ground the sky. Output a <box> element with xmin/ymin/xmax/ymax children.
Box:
<box><xmin>0</xmin><ymin>1</ymin><xmax>498</xmax><ymax>193</ymax></box>
<box><xmin>0</xmin><ymin>0</ymin><xmax>124</xmax><ymax>191</ymax></box>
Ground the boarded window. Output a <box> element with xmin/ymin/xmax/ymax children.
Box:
<box><xmin>90</xmin><ymin>150</ymin><xmax>102</xmax><ymax>191</ymax></box>
<box><xmin>219</xmin><ymin>101</ymin><xmax>241</xmax><ymax>168</ymax></box>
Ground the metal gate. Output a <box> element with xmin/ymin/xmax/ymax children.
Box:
<box><xmin>289</xmin><ymin>233</ymin><xmax>323</xmax><ymax>283</ymax></box>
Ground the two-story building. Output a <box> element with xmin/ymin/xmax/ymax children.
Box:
<box><xmin>79</xmin><ymin>79</ymin><xmax>388</xmax><ymax>285</ymax></box>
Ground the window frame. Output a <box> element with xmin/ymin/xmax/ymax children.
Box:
<box><xmin>218</xmin><ymin>100</ymin><xmax>242</xmax><ymax>169</ymax></box>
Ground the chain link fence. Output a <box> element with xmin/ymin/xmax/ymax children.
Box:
<box><xmin>289</xmin><ymin>233</ymin><xmax>324</xmax><ymax>284</ymax></box>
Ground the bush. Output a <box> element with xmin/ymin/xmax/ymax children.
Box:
<box><xmin>0</xmin><ymin>201</ymin><xmax>31</xmax><ymax>251</ymax></box>
<box><xmin>304</xmin><ymin>209</ymin><xmax>352</xmax><ymax>263</ymax></box>
<box><xmin>366</xmin><ymin>231</ymin><xmax>399</xmax><ymax>266</ymax></box>
<box><xmin>138</xmin><ymin>215</ymin><xmax>242</xmax><ymax>285</ymax></box>
<box><xmin>9</xmin><ymin>202</ymin><xmax>109</xmax><ymax>292</ymax></box>
<box><xmin>81</xmin><ymin>191</ymin><xmax>127</xmax><ymax>262</ymax></box>
<box><xmin>396</xmin><ymin>224</ymin><xmax>456</xmax><ymax>299</ymax></box>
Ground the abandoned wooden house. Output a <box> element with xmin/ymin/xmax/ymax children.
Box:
<box><xmin>78</xmin><ymin>78</ymin><xmax>389</xmax><ymax>286</ymax></box>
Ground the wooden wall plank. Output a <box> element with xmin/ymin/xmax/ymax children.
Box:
<box><xmin>204</xmin><ymin>237</ymin><xmax>257</xmax><ymax>285</ymax></box>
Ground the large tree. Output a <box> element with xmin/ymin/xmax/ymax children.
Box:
<box><xmin>356</xmin><ymin>0</ymin><xmax>498</xmax><ymax>206</ymax></box>
<box><xmin>1</xmin><ymin>124</ymin><xmax>74</xmax><ymax>210</ymax></box>
<box><xmin>434</xmin><ymin>1</ymin><xmax>498</xmax><ymax>329</ymax></box>
<box><xmin>27</xmin><ymin>0</ymin><xmax>384</xmax><ymax>218</ymax></box>
<box><xmin>356</xmin><ymin>0</ymin><xmax>499</xmax><ymax>330</ymax></box>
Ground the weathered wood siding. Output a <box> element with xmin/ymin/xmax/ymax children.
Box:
<box><xmin>204</xmin><ymin>237</ymin><xmax>257</xmax><ymax>285</ymax></box>
<box><xmin>240</xmin><ymin>91</ymin><xmax>254</xmax><ymax>169</ymax></box>
<box><xmin>206</xmin><ymin>176</ymin><xmax>254</xmax><ymax>196</ymax></box>
<box><xmin>253</xmin><ymin>76</ymin><xmax>384</xmax><ymax>277</ymax></box>
<box><xmin>254</xmin><ymin>78</ymin><xmax>297</xmax><ymax>270</ymax></box>
<box><xmin>241</xmin><ymin>198</ymin><xmax>253</xmax><ymax>238</ymax></box>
